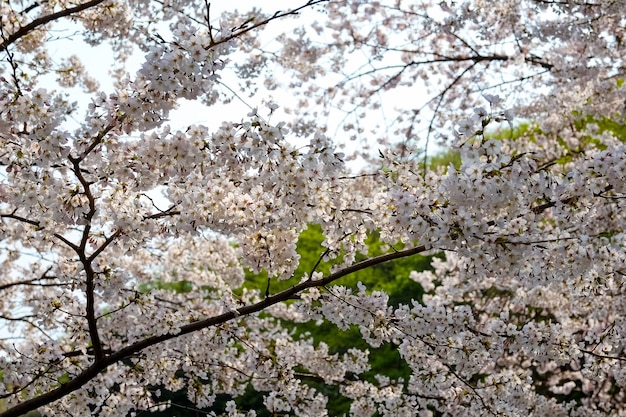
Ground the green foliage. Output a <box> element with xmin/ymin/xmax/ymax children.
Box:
<box><xmin>573</xmin><ymin>114</ymin><xmax>626</xmax><ymax>142</ymax></box>
<box><xmin>137</xmin><ymin>279</ymin><xmax>194</xmax><ymax>294</ymax></box>
<box><xmin>132</xmin><ymin>146</ymin><xmax>469</xmax><ymax>416</ymax></box>
<box><xmin>241</xmin><ymin>225</ymin><xmax>430</xmax><ymax>305</ymax></box>
<box><xmin>425</xmin><ymin>148</ymin><xmax>461</xmax><ymax>171</ymax></box>
<box><xmin>236</xmin><ymin>225</ymin><xmax>434</xmax><ymax>416</ymax></box>
<box><xmin>56</xmin><ymin>372</ymin><xmax>71</xmax><ymax>385</ymax></box>
<box><xmin>483</xmin><ymin>117</ymin><xmax>626</xmax><ymax>170</ymax></box>
<box><xmin>548</xmin><ymin>114</ymin><xmax>625</xmax><ymax>169</ymax></box>
<box><xmin>486</xmin><ymin>122</ymin><xmax>534</xmax><ymax>142</ymax></box>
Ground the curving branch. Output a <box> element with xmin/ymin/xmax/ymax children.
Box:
<box><xmin>0</xmin><ymin>242</ymin><xmax>427</xmax><ymax>417</ymax></box>
<box><xmin>0</xmin><ymin>0</ymin><xmax>109</xmax><ymax>52</ymax></box>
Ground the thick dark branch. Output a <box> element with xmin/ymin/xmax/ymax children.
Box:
<box><xmin>0</xmin><ymin>243</ymin><xmax>427</xmax><ymax>417</ymax></box>
<box><xmin>0</xmin><ymin>281</ymin><xmax>63</xmax><ymax>290</ymax></box>
<box><xmin>74</xmin><ymin>121</ymin><xmax>119</xmax><ymax>163</ymax></box>
<box><xmin>20</xmin><ymin>1</ymin><xmax>47</xmax><ymax>16</ymax></box>
<box><xmin>0</xmin><ymin>212</ymin><xmax>40</xmax><ymax>227</ymax></box>
<box><xmin>143</xmin><ymin>205</ymin><xmax>181</xmax><ymax>220</ymax></box>
<box><xmin>80</xmin><ymin>260</ymin><xmax>103</xmax><ymax>360</ymax></box>
<box><xmin>532</xmin><ymin>0</ymin><xmax>599</xmax><ymax>6</ymax></box>
<box><xmin>578</xmin><ymin>347</ymin><xmax>626</xmax><ymax>362</ymax></box>
<box><xmin>525</xmin><ymin>55</ymin><xmax>553</xmax><ymax>70</ymax></box>
<box><xmin>3</xmin><ymin>131</ymin><xmax>125</xmax><ymax>364</ymax></box>
<box><xmin>87</xmin><ymin>229</ymin><xmax>121</xmax><ymax>263</ymax></box>
<box><xmin>0</xmin><ymin>314</ymin><xmax>39</xmax><ymax>321</ymax></box>
<box><xmin>53</xmin><ymin>232</ymin><xmax>79</xmax><ymax>251</ymax></box>
<box><xmin>67</xmin><ymin>156</ymin><xmax>105</xmax><ymax>361</ymax></box>
<box><xmin>191</xmin><ymin>246</ymin><xmax>432</xmax><ymax>337</ymax></box>
<box><xmin>0</xmin><ymin>0</ymin><xmax>109</xmax><ymax>52</ymax></box>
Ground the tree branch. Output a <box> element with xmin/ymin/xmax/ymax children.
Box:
<box><xmin>0</xmin><ymin>212</ymin><xmax>40</xmax><ymax>227</ymax></box>
<box><xmin>66</xmin><ymin>155</ymin><xmax>105</xmax><ymax>361</ymax></box>
<box><xmin>0</xmin><ymin>266</ymin><xmax>58</xmax><ymax>291</ymax></box>
<box><xmin>208</xmin><ymin>0</ymin><xmax>329</xmax><ymax>49</ymax></box>
<box><xmin>0</xmin><ymin>0</ymin><xmax>109</xmax><ymax>52</ymax></box>
<box><xmin>0</xmin><ymin>243</ymin><xmax>427</xmax><ymax>417</ymax></box>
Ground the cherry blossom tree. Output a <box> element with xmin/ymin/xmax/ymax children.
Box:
<box><xmin>1</xmin><ymin>0</ymin><xmax>625</xmax><ymax>416</ymax></box>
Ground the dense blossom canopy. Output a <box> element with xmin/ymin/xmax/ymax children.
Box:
<box><xmin>0</xmin><ymin>0</ymin><xmax>625</xmax><ymax>416</ymax></box>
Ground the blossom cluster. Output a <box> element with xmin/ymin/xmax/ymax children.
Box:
<box><xmin>0</xmin><ymin>0</ymin><xmax>625</xmax><ymax>416</ymax></box>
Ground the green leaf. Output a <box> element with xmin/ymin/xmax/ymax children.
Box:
<box><xmin>57</xmin><ymin>373</ymin><xmax>71</xmax><ymax>385</ymax></box>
